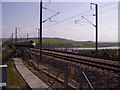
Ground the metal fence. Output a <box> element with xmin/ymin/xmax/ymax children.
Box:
<box><xmin>20</xmin><ymin>48</ymin><xmax>94</xmax><ymax>89</ymax></box>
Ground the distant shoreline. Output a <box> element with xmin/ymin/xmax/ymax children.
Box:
<box><xmin>57</xmin><ymin>46</ymin><xmax>120</xmax><ymax>50</ymax></box>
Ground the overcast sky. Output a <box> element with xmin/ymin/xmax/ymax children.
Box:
<box><xmin>1</xmin><ymin>0</ymin><xmax>119</xmax><ymax>42</ymax></box>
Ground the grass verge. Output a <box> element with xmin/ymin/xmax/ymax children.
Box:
<box><xmin>2</xmin><ymin>47</ymin><xmax>28</xmax><ymax>89</ymax></box>
<box><xmin>7</xmin><ymin>60</ymin><xmax>28</xmax><ymax>89</ymax></box>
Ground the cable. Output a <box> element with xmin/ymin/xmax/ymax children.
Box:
<box><xmin>81</xmin><ymin>16</ymin><xmax>96</xmax><ymax>27</ymax></box>
<box><xmin>21</xmin><ymin>11</ymin><xmax>39</xmax><ymax>28</ymax></box>
<box><xmin>44</xmin><ymin>2</ymin><xmax>117</xmax><ymax>29</ymax></box>
<box><xmin>99</xmin><ymin>6</ymin><xmax>117</xmax><ymax>14</ymax></box>
<box><xmin>43</xmin><ymin>12</ymin><xmax>60</xmax><ymax>23</ymax></box>
<box><xmin>43</xmin><ymin>3</ymin><xmax>87</xmax><ymax>25</ymax></box>
<box><xmin>60</xmin><ymin>3</ymin><xmax>85</xmax><ymax>14</ymax></box>
<box><xmin>46</xmin><ymin>69</ymin><xmax>62</xmax><ymax>90</ymax></box>
<box><xmin>20</xmin><ymin>6</ymin><xmax>39</xmax><ymax>28</ymax></box>
<box><xmin>21</xmin><ymin>2</ymin><xmax>101</xmax><ymax>29</ymax></box>
<box><xmin>44</xmin><ymin>9</ymin><xmax>92</xmax><ymax>29</ymax></box>
<box><xmin>44</xmin><ymin>0</ymin><xmax>51</xmax><ymax>7</ymax></box>
<box><xmin>43</xmin><ymin>7</ymin><xmax>58</xmax><ymax>13</ymax></box>
<box><xmin>99</xmin><ymin>2</ymin><xmax>117</xmax><ymax>9</ymax></box>
<box><xmin>100</xmin><ymin>16</ymin><xmax>118</xmax><ymax>22</ymax></box>
<box><xmin>19</xmin><ymin>2</ymin><xmax>117</xmax><ymax>31</ymax></box>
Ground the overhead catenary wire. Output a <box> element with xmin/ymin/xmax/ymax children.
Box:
<box><xmin>43</xmin><ymin>3</ymin><xmax>91</xmax><ymax>26</ymax></box>
<box><xmin>99</xmin><ymin>2</ymin><xmax>117</xmax><ymax>9</ymax></box>
<box><xmin>43</xmin><ymin>7</ymin><xmax>58</xmax><ymax>13</ymax></box>
<box><xmin>20</xmin><ymin>2</ymin><xmax>102</xmax><ymax>29</ymax></box>
<box><xmin>20</xmin><ymin>6</ymin><xmax>39</xmax><ymax>28</ymax></box>
<box><xmin>75</xmin><ymin>16</ymin><xmax>118</xmax><ymax>25</ymax></box>
<box><xmin>21</xmin><ymin>11</ymin><xmax>39</xmax><ymax>28</ymax></box>
<box><xmin>44</xmin><ymin>0</ymin><xmax>50</xmax><ymax>7</ymax></box>
<box><xmin>60</xmin><ymin>3</ymin><xmax>86</xmax><ymax>14</ymax></box>
<box><xmin>22</xmin><ymin>4</ymin><xmax>60</xmax><ymax>28</ymax></box>
<box><xmin>44</xmin><ymin>2</ymin><xmax>117</xmax><ymax>29</ymax></box>
<box><xmin>19</xmin><ymin>2</ymin><xmax>117</xmax><ymax>32</ymax></box>
<box><xmin>81</xmin><ymin>16</ymin><xmax>96</xmax><ymax>27</ymax></box>
<box><xmin>75</xmin><ymin>3</ymin><xmax>117</xmax><ymax>26</ymax></box>
<box><xmin>99</xmin><ymin>6</ymin><xmax>118</xmax><ymax>14</ymax></box>
<box><xmin>42</xmin><ymin>12</ymin><xmax>60</xmax><ymax>23</ymax></box>
<box><xmin>100</xmin><ymin>16</ymin><xmax>118</xmax><ymax>22</ymax></box>
<box><xmin>42</xmin><ymin>3</ymin><xmax>89</xmax><ymax>25</ymax></box>
<box><xmin>21</xmin><ymin>2</ymin><xmax>89</xmax><ymax>29</ymax></box>
<box><xmin>44</xmin><ymin>9</ymin><xmax>92</xmax><ymax>29</ymax></box>
<box><xmin>20</xmin><ymin>2</ymin><xmax>58</xmax><ymax>29</ymax></box>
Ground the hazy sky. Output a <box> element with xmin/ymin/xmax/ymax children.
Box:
<box><xmin>1</xmin><ymin>0</ymin><xmax>119</xmax><ymax>42</ymax></box>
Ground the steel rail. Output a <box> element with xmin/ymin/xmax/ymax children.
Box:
<box><xmin>30</xmin><ymin>49</ymin><xmax>120</xmax><ymax>73</ymax></box>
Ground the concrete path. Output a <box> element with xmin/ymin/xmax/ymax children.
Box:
<box><xmin>14</xmin><ymin>58</ymin><xmax>51</xmax><ymax>89</ymax></box>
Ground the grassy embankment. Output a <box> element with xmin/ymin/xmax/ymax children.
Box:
<box><xmin>2</xmin><ymin>47</ymin><xmax>28</xmax><ymax>88</ymax></box>
<box><xmin>11</xmin><ymin>37</ymin><xmax>119</xmax><ymax>48</ymax></box>
<box><xmin>33</xmin><ymin>38</ymin><xmax>119</xmax><ymax>48</ymax></box>
<box><xmin>33</xmin><ymin>38</ymin><xmax>119</xmax><ymax>60</ymax></box>
<box><xmin>9</xmin><ymin>38</ymin><xmax>119</xmax><ymax>60</ymax></box>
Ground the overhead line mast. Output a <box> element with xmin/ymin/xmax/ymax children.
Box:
<box><xmin>15</xmin><ymin>28</ymin><xmax>18</xmax><ymax>43</ymax></box>
<box><xmin>90</xmin><ymin>3</ymin><xmax>98</xmax><ymax>56</ymax></box>
<box><xmin>75</xmin><ymin>3</ymin><xmax>98</xmax><ymax>57</ymax></box>
<box><xmin>39</xmin><ymin>0</ymin><xmax>42</xmax><ymax>62</ymax></box>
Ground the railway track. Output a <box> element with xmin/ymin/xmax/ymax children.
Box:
<box><xmin>30</xmin><ymin>48</ymin><xmax>120</xmax><ymax>73</ymax></box>
<box><xmin>29</xmin><ymin>61</ymin><xmax>77</xmax><ymax>89</ymax></box>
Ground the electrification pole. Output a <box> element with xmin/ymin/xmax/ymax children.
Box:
<box><xmin>90</xmin><ymin>3</ymin><xmax>98</xmax><ymax>56</ymax></box>
<box><xmin>15</xmin><ymin>28</ymin><xmax>17</xmax><ymax>43</ymax></box>
<box><xmin>40</xmin><ymin>0</ymin><xmax>42</xmax><ymax>62</ymax></box>
<box><xmin>37</xmin><ymin>28</ymin><xmax>40</xmax><ymax>46</ymax></box>
<box><xmin>78</xmin><ymin>3</ymin><xmax>98</xmax><ymax>56</ymax></box>
<box><xmin>27</xmin><ymin>33</ymin><xmax>29</xmax><ymax>40</ymax></box>
<box><xmin>95</xmin><ymin>4</ymin><xmax>98</xmax><ymax>56</ymax></box>
<box><xmin>11</xmin><ymin>33</ymin><xmax>13</xmax><ymax>44</ymax></box>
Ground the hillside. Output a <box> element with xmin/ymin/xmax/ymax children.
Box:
<box><xmin>37</xmin><ymin>38</ymin><xmax>118</xmax><ymax>47</ymax></box>
<box><xmin>2</xmin><ymin>37</ymin><xmax>119</xmax><ymax>48</ymax></box>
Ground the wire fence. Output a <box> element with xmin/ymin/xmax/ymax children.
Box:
<box><xmin>18</xmin><ymin>47</ymin><xmax>94</xmax><ymax>89</ymax></box>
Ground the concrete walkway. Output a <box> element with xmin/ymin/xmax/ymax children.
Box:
<box><xmin>14</xmin><ymin>58</ymin><xmax>51</xmax><ymax>89</ymax></box>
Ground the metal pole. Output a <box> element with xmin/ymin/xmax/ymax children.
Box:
<box><xmin>64</xmin><ymin>62</ymin><xmax>68</xmax><ymax>89</ymax></box>
<box><xmin>78</xmin><ymin>68</ymin><xmax>83</xmax><ymax>90</ymax></box>
<box><xmin>96</xmin><ymin>4</ymin><xmax>98</xmax><ymax>56</ymax></box>
<box><xmin>37</xmin><ymin>28</ymin><xmax>40</xmax><ymax>47</ymax></box>
<box><xmin>27</xmin><ymin>33</ymin><xmax>28</xmax><ymax>40</ymax></box>
<box><xmin>40</xmin><ymin>0</ymin><xmax>42</xmax><ymax>62</ymax></box>
<box><xmin>15</xmin><ymin>28</ymin><xmax>17</xmax><ymax>43</ymax></box>
<box><xmin>89</xmin><ymin>3</ymin><xmax>98</xmax><ymax>57</ymax></box>
<box><xmin>11</xmin><ymin>33</ymin><xmax>13</xmax><ymax>44</ymax></box>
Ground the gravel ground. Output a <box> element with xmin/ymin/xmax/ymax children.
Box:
<box><xmin>42</xmin><ymin>54</ymin><xmax>120</xmax><ymax>89</ymax></box>
<box><xmin>23</xmin><ymin>53</ymin><xmax>120</xmax><ymax>89</ymax></box>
